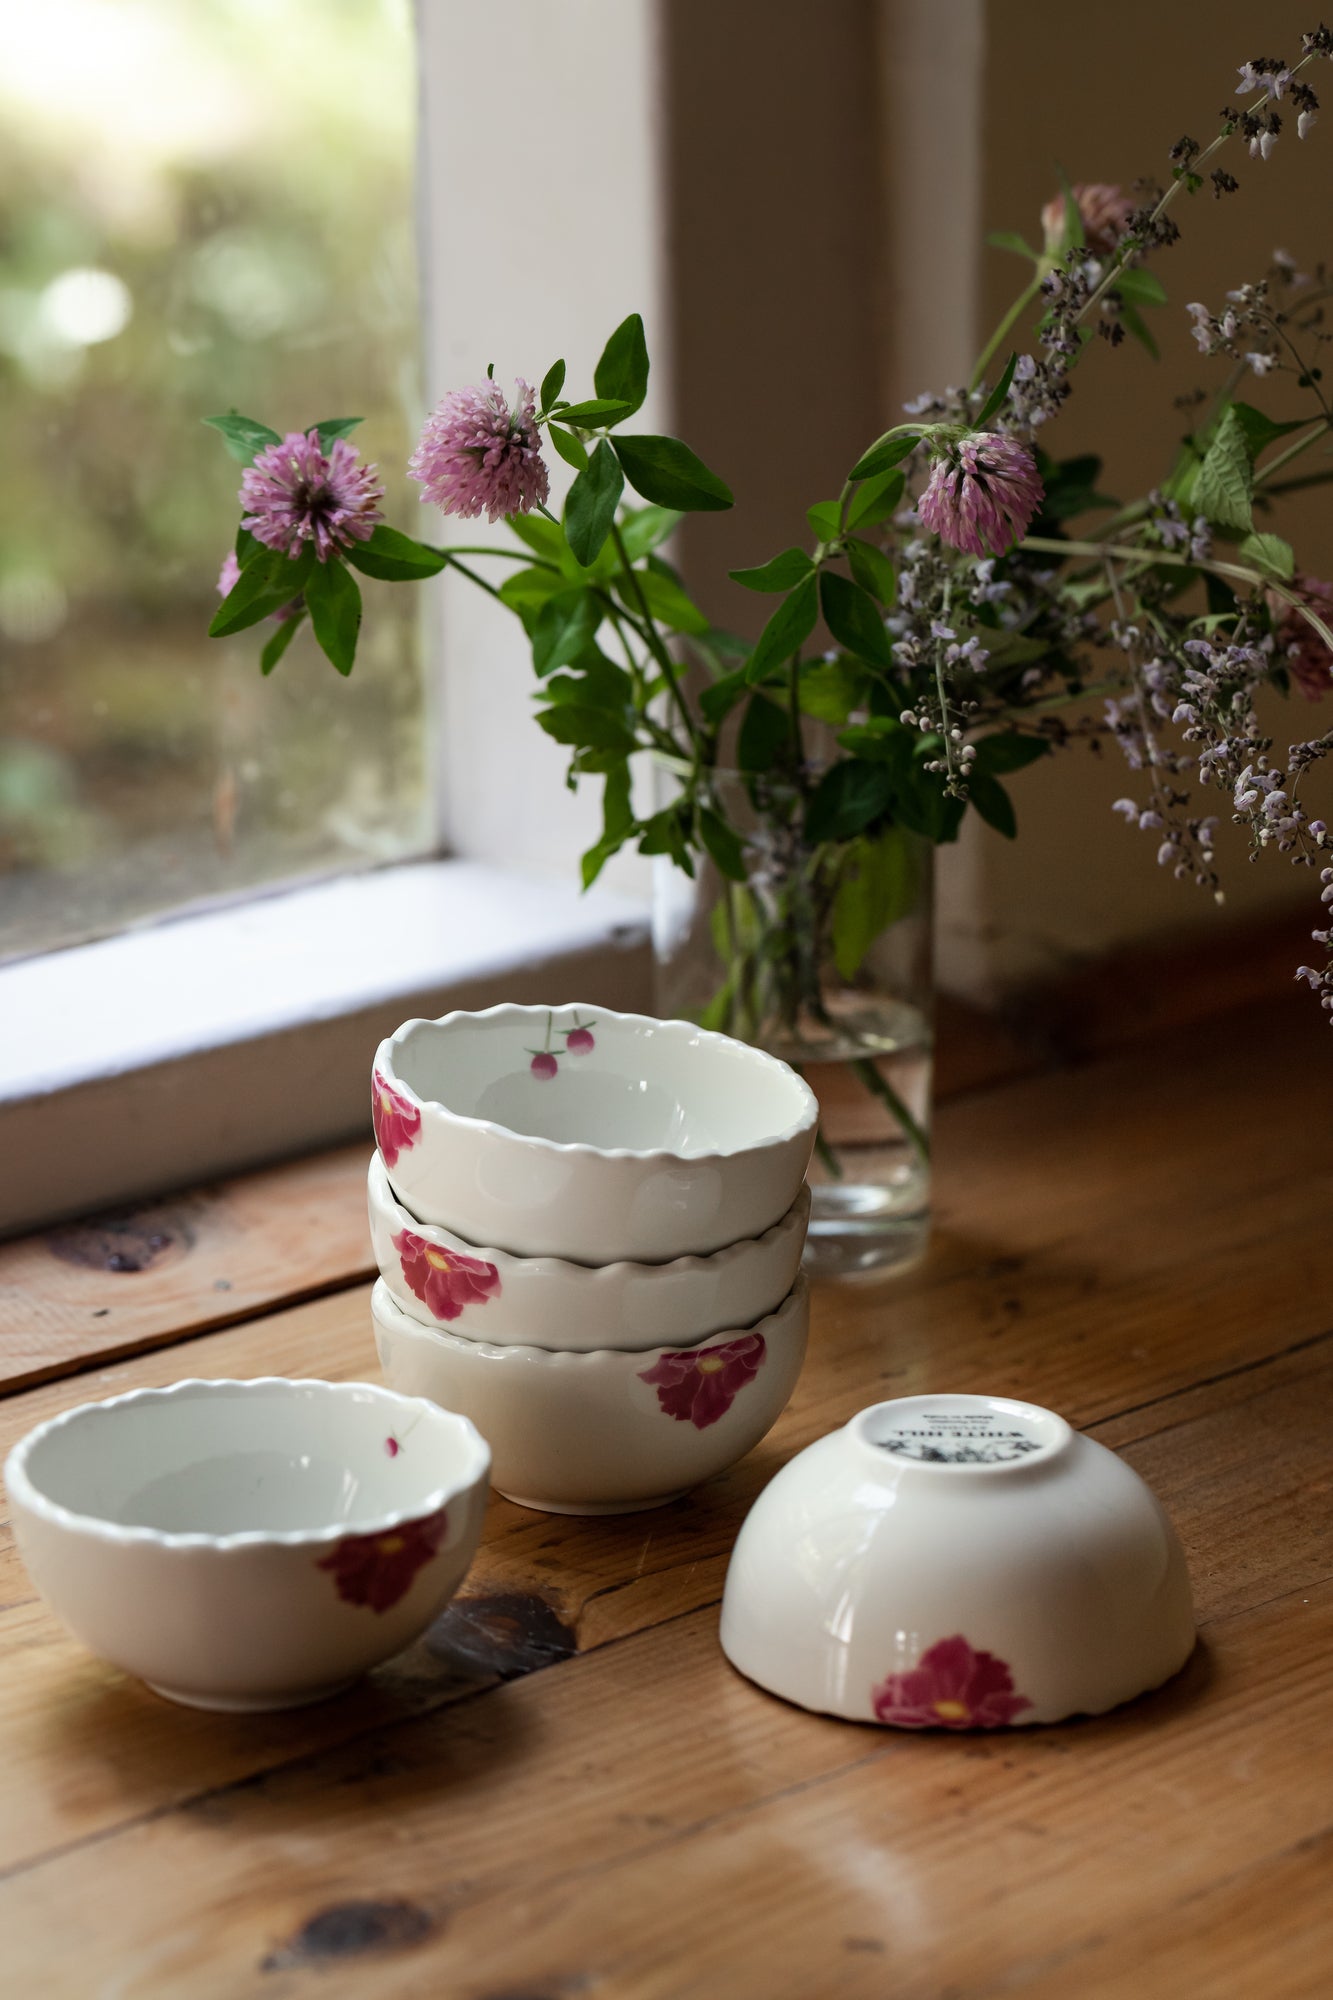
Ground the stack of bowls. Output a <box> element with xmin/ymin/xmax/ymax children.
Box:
<box><xmin>367</xmin><ymin>1002</ymin><xmax>819</xmax><ymax>1514</ymax></box>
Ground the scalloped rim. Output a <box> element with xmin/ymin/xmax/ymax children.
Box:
<box><xmin>368</xmin><ymin>1151</ymin><xmax>811</xmax><ymax>1281</ymax></box>
<box><xmin>371</xmin><ymin>1272</ymin><xmax>809</xmax><ymax>1365</ymax></box>
<box><xmin>5</xmin><ymin>1377</ymin><xmax>492</xmax><ymax>1553</ymax></box>
<box><xmin>374</xmin><ymin>1002</ymin><xmax>819</xmax><ymax>1167</ymax></box>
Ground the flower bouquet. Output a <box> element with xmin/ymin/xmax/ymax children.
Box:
<box><xmin>208</xmin><ymin>29</ymin><xmax>1333</xmax><ymax>1274</ymax></box>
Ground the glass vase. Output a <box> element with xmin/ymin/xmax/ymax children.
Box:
<box><xmin>653</xmin><ymin>771</ymin><xmax>933</xmax><ymax>1280</ymax></box>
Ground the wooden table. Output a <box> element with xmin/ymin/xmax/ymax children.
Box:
<box><xmin>1</xmin><ymin>988</ymin><xmax>1329</xmax><ymax>1998</ymax></box>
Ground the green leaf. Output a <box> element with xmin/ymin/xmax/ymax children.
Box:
<box><xmin>799</xmin><ymin>657</ymin><xmax>867</xmax><ymax>724</ymax></box>
<box><xmin>1195</xmin><ymin>406</ymin><xmax>1253</xmax><ymax>533</ymax></box>
<box><xmin>540</xmin><ymin>359</ymin><xmax>566</xmax><ymax>410</ymax></box>
<box><xmin>548</xmin><ymin>424</ymin><xmax>590</xmax><ymax>472</ymax></box>
<box><xmin>744</xmin><ymin>573</ymin><xmax>819</xmax><ymax>683</ymax></box>
<box><xmin>1238</xmin><ymin>531</ymin><xmax>1296</xmax><ymax>581</ymax></box>
<box><xmin>498</xmin><ymin>564</ymin><xmax>569</xmax><ymax>623</ymax></box>
<box><xmin>975</xmin><ymin>351</ymin><xmax>1019</xmax><ymax>429</ymax></box>
<box><xmin>1230</xmin><ymin>402</ymin><xmax>1311</xmax><ymax>459</ymax></box>
<box><xmin>830</xmin><ymin>826</ymin><xmax>917</xmax><ymax>981</ymax></box>
<box><xmin>700</xmin><ymin>668</ymin><xmax>751</xmax><ymax>727</ymax></box>
<box><xmin>820</xmin><ymin>571</ymin><xmax>892</xmax><ymax>668</ymax></box>
<box><xmin>235</xmin><ymin>525</ymin><xmax>260</xmax><ymax>565</ymax></box>
<box><xmin>506</xmin><ymin>514</ymin><xmax>567</xmax><ymax>561</ymax></box>
<box><xmin>636</xmin><ymin>803</ymin><xmax>695</xmax><ymax>875</ymax></box>
<box><xmin>618</xmin><ymin>506</ymin><xmax>681</xmax><ymax>561</ymax></box>
<box><xmin>971</xmin><ymin>730</ymin><xmax>1050</xmax><ymax>775</ymax></box>
<box><xmin>557</xmin><ymin>397</ymin><xmax>636</xmax><ymax>427</ymax></box>
<box><xmin>259</xmin><ymin>611</ymin><xmax>304</xmax><ymax>676</ymax></box>
<box><xmin>621</xmin><ymin>565</ymin><xmax>709</xmax><ymax>636</ymax></box>
<box><xmin>593</xmin><ymin>313</ymin><xmax>650</xmax><ymax>418</ymax></box>
<box><xmin>806</xmin><ymin>501</ymin><xmax>842</xmax><ymax>542</ymax></box>
<box><xmin>564</xmin><ymin>439</ymin><xmax>624</xmax><ymax>568</ymax></box>
<box><xmin>729</xmin><ymin>548</ymin><xmax>815</xmax><ymax>593</ymax></box>
<box><xmin>581</xmin><ymin>760</ymin><xmax>634</xmax><ymax>888</ymax></box>
<box><xmin>845</xmin><ymin>537</ymin><xmax>897</xmax><ymax>606</ymax></box>
<box><xmin>613</xmin><ymin>434</ymin><xmax>733</xmax><ymax>512</ymax></box>
<box><xmin>736</xmin><ymin>692</ymin><xmax>791</xmax><ymax>772</ymax></box>
<box><xmin>848</xmin><ymin>433</ymin><xmax>917</xmax><ymax>482</ymax></box>
<box><xmin>845</xmin><ymin>469</ymin><xmax>905</xmax><ymax>531</ymax></box>
<box><xmin>304</xmin><ymin>560</ymin><xmax>362</xmax><ymax>675</ymax></box>
<box><xmin>532</xmin><ymin>588</ymin><xmax>600</xmax><ymax>676</ymax></box>
<box><xmin>698</xmin><ymin>807</ymin><xmax>748</xmax><ymax>882</ymax></box>
<box><xmin>209</xmin><ymin>546</ymin><xmax>312</xmax><ymax>636</ymax></box>
<box><xmin>536</xmin><ymin>703</ymin><xmax>636</xmax><ymax>754</ymax></box>
<box><xmin>542</xmin><ymin>650</ymin><xmax>634</xmax><ymax>709</ymax></box>
<box><xmin>203</xmin><ymin>410</ymin><xmax>281</xmax><ymax>466</ymax></box>
<box><xmin>967</xmin><ymin>770</ymin><xmax>1018</xmax><ymax>838</ymax></box>
<box><xmin>804</xmin><ymin>760</ymin><xmax>894</xmax><ymax>844</ymax></box>
<box><xmin>837</xmin><ymin>719</ymin><xmax>913</xmax><ymax>776</ymax></box>
<box><xmin>312</xmin><ymin>417</ymin><xmax>363</xmax><ymax>450</ymax></box>
<box><xmin>345</xmin><ymin>524</ymin><xmax>448</xmax><ymax>581</ymax></box>
<box><xmin>987</xmin><ymin>230</ymin><xmax>1039</xmax><ymax>261</ymax></box>
<box><xmin>1114</xmin><ymin>268</ymin><xmax>1167</xmax><ymax>307</ymax></box>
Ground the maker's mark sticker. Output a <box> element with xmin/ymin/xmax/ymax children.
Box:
<box><xmin>875</xmin><ymin>1409</ymin><xmax>1043</xmax><ymax>1465</ymax></box>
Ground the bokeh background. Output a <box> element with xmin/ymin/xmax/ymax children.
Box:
<box><xmin>0</xmin><ymin>0</ymin><xmax>427</xmax><ymax>961</ymax></box>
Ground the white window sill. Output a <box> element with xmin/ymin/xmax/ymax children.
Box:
<box><xmin>0</xmin><ymin>860</ymin><xmax>651</xmax><ymax>1235</ymax></box>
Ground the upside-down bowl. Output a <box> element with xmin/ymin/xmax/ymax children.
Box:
<box><xmin>720</xmin><ymin>1393</ymin><xmax>1195</xmax><ymax>1728</ymax></box>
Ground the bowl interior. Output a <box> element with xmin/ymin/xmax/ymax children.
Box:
<box><xmin>391</xmin><ymin>1007</ymin><xmax>811</xmax><ymax>1156</ymax></box>
<box><xmin>20</xmin><ymin>1382</ymin><xmax>480</xmax><ymax>1538</ymax></box>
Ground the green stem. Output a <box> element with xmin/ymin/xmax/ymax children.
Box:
<box><xmin>1020</xmin><ymin>536</ymin><xmax>1333</xmax><ymax>652</ymax></box>
<box><xmin>970</xmin><ymin>267</ymin><xmax>1049</xmax><ymax>393</ymax></box>
<box><xmin>440</xmin><ymin>555</ymin><xmax>506</xmax><ymax>601</ymax></box>
<box><xmin>853</xmin><ymin>1057</ymin><xmax>931</xmax><ymax>1168</ymax></box>
<box><xmin>1255</xmin><ymin>419</ymin><xmax>1332</xmax><ymax>488</ymax></box>
<box><xmin>608</xmin><ymin>520</ymin><xmax>701</xmax><ymax>759</ymax></box>
<box><xmin>812</xmin><ymin>1126</ymin><xmax>844</xmax><ymax>1180</ymax></box>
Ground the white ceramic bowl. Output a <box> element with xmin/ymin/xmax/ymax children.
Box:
<box><xmin>720</xmin><ymin>1393</ymin><xmax>1195</xmax><ymax>1727</ymax></box>
<box><xmin>368</xmin><ymin>1151</ymin><xmax>810</xmax><ymax>1351</ymax></box>
<box><xmin>372</xmin><ymin>1002</ymin><xmax>818</xmax><ymax>1263</ymax></box>
<box><xmin>372</xmin><ymin>1275</ymin><xmax>810</xmax><ymax>1515</ymax></box>
<box><xmin>5</xmin><ymin>1378</ymin><xmax>491</xmax><ymax>1711</ymax></box>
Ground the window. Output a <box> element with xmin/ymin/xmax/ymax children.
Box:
<box><xmin>0</xmin><ymin>0</ymin><xmax>427</xmax><ymax>962</ymax></box>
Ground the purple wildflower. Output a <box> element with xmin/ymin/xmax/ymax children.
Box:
<box><xmin>410</xmin><ymin>378</ymin><xmax>550</xmax><ymax>523</ymax></box>
<box><xmin>239</xmin><ymin>431</ymin><xmax>383</xmax><ymax>563</ymax></box>
<box><xmin>918</xmin><ymin>434</ymin><xmax>1045</xmax><ymax>558</ymax></box>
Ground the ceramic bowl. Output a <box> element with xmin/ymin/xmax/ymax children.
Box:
<box><xmin>368</xmin><ymin>1150</ymin><xmax>810</xmax><ymax>1351</ymax></box>
<box><xmin>720</xmin><ymin>1392</ymin><xmax>1195</xmax><ymax>1727</ymax></box>
<box><xmin>372</xmin><ymin>1274</ymin><xmax>810</xmax><ymax>1514</ymax></box>
<box><xmin>5</xmin><ymin>1378</ymin><xmax>491</xmax><ymax>1711</ymax></box>
<box><xmin>372</xmin><ymin>1002</ymin><xmax>818</xmax><ymax>1263</ymax></box>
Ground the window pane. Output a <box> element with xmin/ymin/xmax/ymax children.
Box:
<box><xmin>0</xmin><ymin>0</ymin><xmax>428</xmax><ymax>962</ymax></box>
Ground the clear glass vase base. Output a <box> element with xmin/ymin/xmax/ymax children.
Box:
<box><xmin>803</xmin><ymin>1179</ymin><xmax>931</xmax><ymax>1281</ymax></box>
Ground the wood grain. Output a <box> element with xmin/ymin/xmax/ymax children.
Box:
<box><xmin>0</xmin><ymin>987</ymin><xmax>1328</xmax><ymax>1994</ymax></box>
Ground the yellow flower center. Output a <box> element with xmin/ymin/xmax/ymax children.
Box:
<box><xmin>379</xmin><ymin>1090</ymin><xmax>394</xmax><ymax>1113</ymax></box>
<box><xmin>424</xmin><ymin>1249</ymin><xmax>451</xmax><ymax>1271</ymax></box>
<box><xmin>933</xmin><ymin>1698</ymin><xmax>969</xmax><ymax>1722</ymax></box>
<box><xmin>378</xmin><ymin>1535</ymin><xmax>405</xmax><ymax>1555</ymax></box>
<box><xmin>697</xmin><ymin>1356</ymin><xmax>725</xmax><ymax>1374</ymax></box>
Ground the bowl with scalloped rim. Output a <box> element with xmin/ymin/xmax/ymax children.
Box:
<box><xmin>5</xmin><ymin>1377</ymin><xmax>490</xmax><ymax>1711</ymax></box>
<box><xmin>371</xmin><ymin>1002</ymin><xmax>818</xmax><ymax>1263</ymax></box>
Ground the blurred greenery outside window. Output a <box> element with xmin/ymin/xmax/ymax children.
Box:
<box><xmin>0</xmin><ymin>0</ymin><xmax>429</xmax><ymax>965</ymax></box>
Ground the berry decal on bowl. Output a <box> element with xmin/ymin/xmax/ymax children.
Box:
<box><xmin>638</xmin><ymin>1332</ymin><xmax>766</xmax><ymax>1430</ymax></box>
<box><xmin>316</xmin><ymin>1506</ymin><xmax>450</xmax><ymax>1614</ymax></box>
<box><xmin>870</xmin><ymin>1635</ymin><xmax>1032</xmax><ymax>1730</ymax></box>
<box><xmin>372</xmin><ymin>1069</ymin><xmax>421</xmax><ymax>1168</ymax></box>
<box><xmin>524</xmin><ymin>1009</ymin><xmax>597</xmax><ymax>1079</ymax></box>
<box><xmin>392</xmin><ymin>1228</ymin><xmax>501</xmax><ymax>1323</ymax></box>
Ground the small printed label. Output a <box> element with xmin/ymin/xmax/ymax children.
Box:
<box><xmin>875</xmin><ymin>1409</ymin><xmax>1044</xmax><ymax>1465</ymax></box>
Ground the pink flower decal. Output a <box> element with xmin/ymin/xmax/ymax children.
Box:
<box><xmin>317</xmin><ymin>1506</ymin><xmax>449</xmax><ymax>1614</ymax></box>
<box><xmin>373</xmin><ymin>1069</ymin><xmax>421</xmax><ymax>1168</ymax></box>
<box><xmin>525</xmin><ymin>1010</ymin><xmax>596</xmax><ymax>1078</ymax></box>
<box><xmin>392</xmin><ymin>1227</ymin><xmax>501</xmax><ymax>1322</ymax></box>
<box><xmin>638</xmin><ymin>1332</ymin><xmax>766</xmax><ymax>1430</ymax></box>
<box><xmin>871</xmin><ymin>1635</ymin><xmax>1033</xmax><ymax>1729</ymax></box>
<box><xmin>566</xmin><ymin>1025</ymin><xmax>595</xmax><ymax>1053</ymax></box>
<box><xmin>530</xmin><ymin>1051</ymin><xmax>558</xmax><ymax>1080</ymax></box>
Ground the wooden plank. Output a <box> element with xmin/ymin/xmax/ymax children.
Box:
<box><xmin>0</xmin><ymin>1142</ymin><xmax>375</xmax><ymax>1393</ymax></box>
<box><xmin>0</xmin><ymin>1497</ymin><xmax>1327</xmax><ymax>1996</ymax></box>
